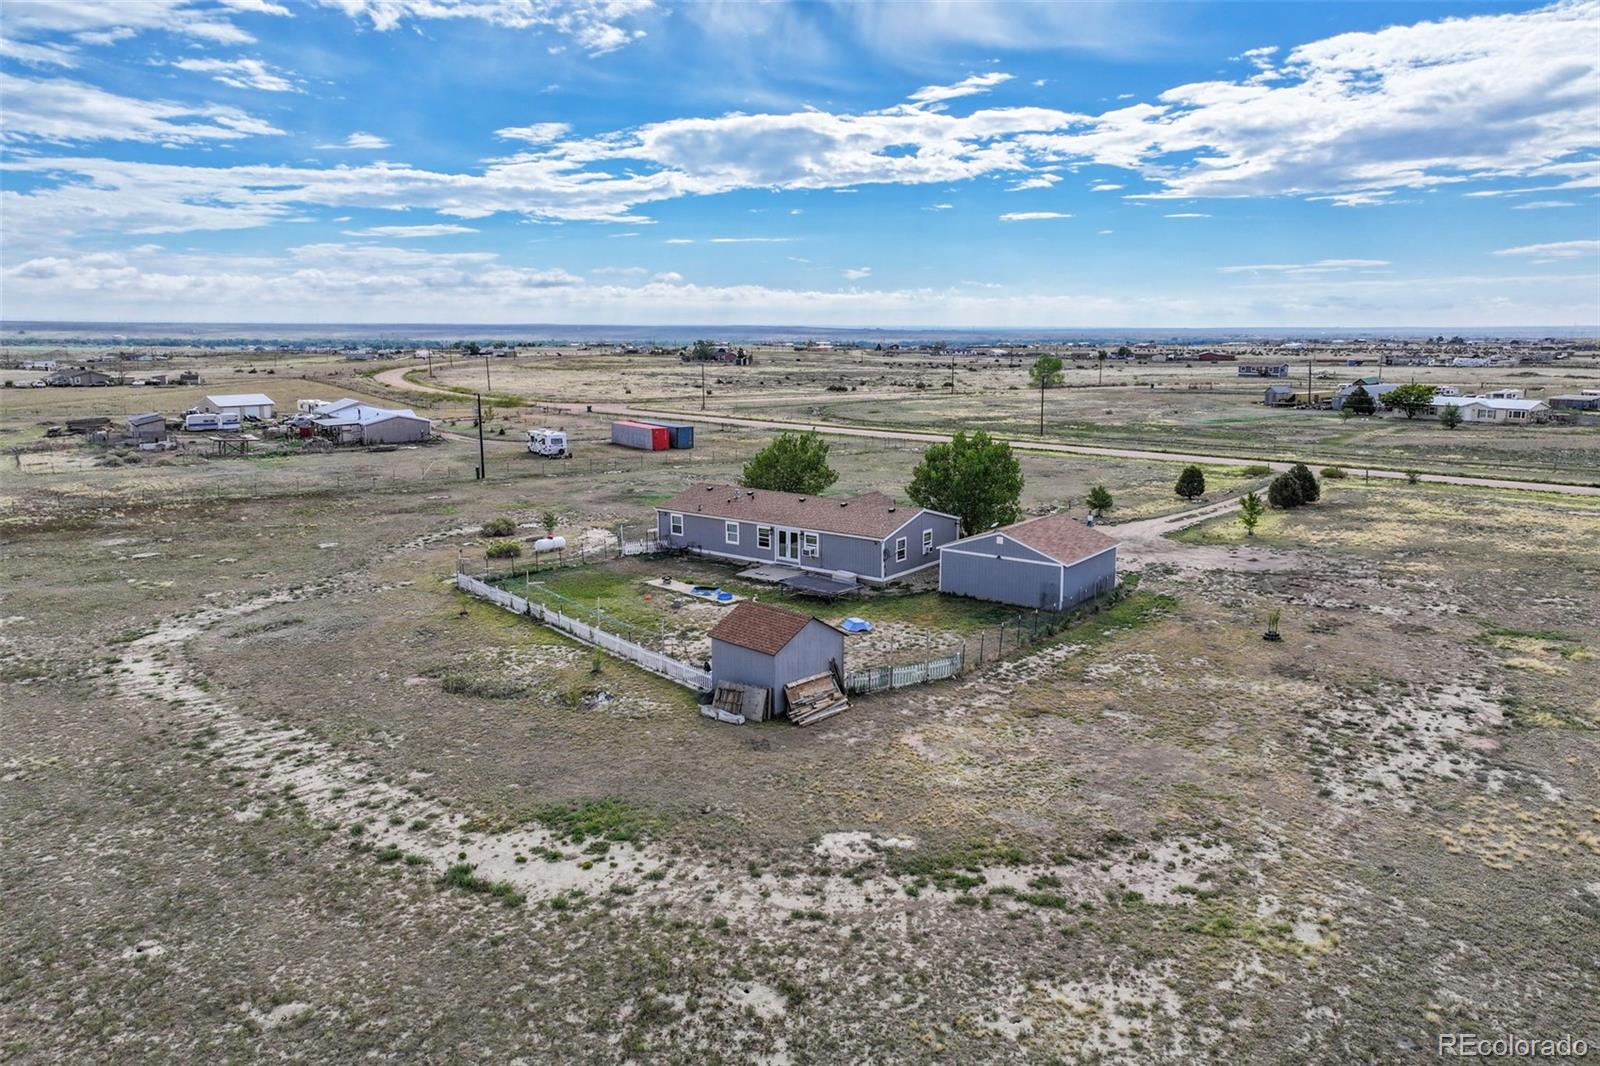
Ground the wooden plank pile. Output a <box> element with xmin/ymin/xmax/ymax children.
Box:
<box><xmin>705</xmin><ymin>682</ymin><xmax>768</xmax><ymax>724</ymax></box>
<box><xmin>784</xmin><ymin>672</ymin><xmax>850</xmax><ymax>727</ymax></box>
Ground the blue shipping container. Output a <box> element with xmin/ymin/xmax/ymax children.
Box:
<box><xmin>639</xmin><ymin>419</ymin><xmax>695</xmax><ymax>449</ymax></box>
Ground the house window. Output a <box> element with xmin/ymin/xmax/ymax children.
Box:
<box><xmin>895</xmin><ymin>537</ymin><xmax>908</xmax><ymax>562</ymax></box>
<box><xmin>669</xmin><ymin>513</ymin><xmax>683</xmax><ymax>536</ymax></box>
<box><xmin>725</xmin><ymin>522</ymin><xmax>740</xmax><ymax>545</ymax></box>
<box><xmin>757</xmin><ymin>526</ymin><xmax>772</xmax><ymax>550</ymax></box>
<box><xmin>922</xmin><ymin>529</ymin><xmax>934</xmax><ymax>555</ymax></box>
<box><xmin>802</xmin><ymin>532</ymin><xmax>819</xmax><ymax>558</ymax></box>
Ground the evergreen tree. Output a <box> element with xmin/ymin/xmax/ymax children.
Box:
<box><xmin>1238</xmin><ymin>491</ymin><xmax>1266</xmax><ymax>535</ymax></box>
<box><xmin>1344</xmin><ymin>384</ymin><xmax>1376</xmax><ymax>416</ymax></box>
<box><xmin>1085</xmin><ymin>485</ymin><xmax>1114</xmax><ymax>517</ymax></box>
<box><xmin>1174</xmin><ymin>464</ymin><xmax>1206</xmax><ymax>501</ymax></box>
<box><xmin>1288</xmin><ymin>463</ymin><xmax>1320</xmax><ymax>503</ymax></box>
<box><xmin>1268</xmin><ymin>472</ymin><xmax>1305</xmax><ymax>509</ymax></box>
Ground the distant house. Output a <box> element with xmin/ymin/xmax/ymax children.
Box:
<box><xmin>1429</xmin><ymin>396</ymin><xmax>1551</xmax><ymax>424</ymax></box>
<box><xmin>1331</xmin><ymin>380</ymin><xmax>1401</xmax><ymax>410</ymax></box>
<box><xmin>1483</xmin><ymin>387</ymin><xmax>1525</xmax><ymax>400</ymax></box>
<box><xmin>1263</xmin><ymin>384</ymin><xmax>1297</xmax><ymax>406</ymax></box>
<box><xmin>939</xmin><ymin>513</ymin><xmax>1118</xmax><ymax>611</ymax></box>
<box><xmin>46</xmin><ymin>368</ymin><xmax>112</xmax><ymax>387</ymax></box>
<box><xmin>199</xmin><ymin>393</ymin><xmax>275</xmax><ymax>419</ymax></box>
<box><xmin>307</xmin><ymin>398</ymin><xmax>432</xmax><ymax>444</ymax></box>
<box><xmin>655</xmin><ymin>483</ymin><xmax>960</xmax><ymax>586</ymax></box>
<box><xmin>126</xmin><ymin>412</ymin><xmax>167</xmax><ymax>442</ymax></box>
<box><xmin>1548</xmin><ymin>394</ymin><xmax>1600</xmax><ymax>412</ymax></box>
<box><xmin>1195</xmin><ymin>351</ymin><xmax>1237</xmax><ymax>362</ymax></box>
<box><xmin>709</xmin><ymin>602</ymin><xmax>845</xmax><ymax>719</ymax></box>
<box><xmin>1238</xmin><ymin>363</ymin><xmax>1290</xmax><ymax>378</ymax></box>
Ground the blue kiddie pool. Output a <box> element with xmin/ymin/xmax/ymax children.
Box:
<box><xmin>840</xmin><ymin>617</ymin><xmax>872</xmax><ymax>633</ymax></box>
<box><xmin>715</xmin><ymin>591</ymin><xmax>734</xmax><ymax>602</ymax></box>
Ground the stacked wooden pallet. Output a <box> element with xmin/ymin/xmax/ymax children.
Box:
<box><xmin>784</xmin><ymin>672</ymin><xmax>850</xmax><ymax>727</ymax></box>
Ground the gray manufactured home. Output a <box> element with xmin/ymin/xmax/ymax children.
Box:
<box><xmin>939</xmin><ymin>513</ymin><xmax>1118</xmax><ymax>610</ymax></box>
<box><xmin>709</xmin><ymin>602</ymin><xmax>845</xmax><ymax>718</ymax></box>
<box><xmin>655</xmin><ymin>483</ymin><xmax>960</xmax><ymax>586</ymax></box>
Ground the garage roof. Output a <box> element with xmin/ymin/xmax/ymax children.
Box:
<box><xmin>206</xmin><ymin>393</ymin><xmax>274</xmax><ymax>408</ymax></box>
<box><xmin>956</xmin><ymin>512</ymin><xmax>1117</xmax><ymax>566</ymax></box>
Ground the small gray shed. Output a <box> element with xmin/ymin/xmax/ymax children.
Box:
<box><xmin>709</xmin><ymin>602</ymin><xmax>845</xmax><ymax>718</ymax></box>
<box><xmin>939</xmin><ymin>513</ymin><xmax>1118</xmax><ymax>611</ymax></box>
<box><xmin>127</xmin><ymin>412</ymin><xmax>166</xmax><ymax>442</ymax></box>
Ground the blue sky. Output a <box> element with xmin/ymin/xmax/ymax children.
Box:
<box><xmin>2</xmin><ymin>0</ymin><xmax>1597</xmax><ymax>326</ymax></box>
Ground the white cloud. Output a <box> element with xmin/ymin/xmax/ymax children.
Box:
<box><xmin>925</xmin><ymin>203</ymin><xmax>955</xmax><ymax>211</ymax></box>
<box><xmin>317</xmin><ymin>131</ymin><xmax>390</xmax><ymax>149</ymax></box>
<box><xmin>592</xmin><ymin>265</ymin><xmax>647</xmax><ymax>276</ymax></box>
<box><xmin>842</xmin><ymin>266</ymin><xmax>871</xmax><ymax>279</ymax></box>
<box><xmin>789</xmin><ymin>208</ymin><xmax>803</xmax><ymax>215</ymax></box>
<box><xmin>1219</xmin><ymin>258</ymin><xmax>1391</xmax><ymax>274</ymax></box>
<box><xmin>908</xmin><ymin>72</ymin><xmax>1013</xmax><ymax>105</ymax></box>
<box><xmin>663</xmin><ymin>238</ymin><xmax>695</xmax><ymax>244</ymax></box>
<box><xmin>495</xmin><ymin>122</ymin><xmax>573</xmax><ymax>144</ymax></box>
<box><xmin>1164</xmin><ymin>212</ymin><xmax>1211</xmax><ymax>218</ymax></box>
<box><xmin>0</xmin><ymin>36</ymin><xmax>79</xmax><ymax>67</ymax></box>
<box><xmin>171</xmin><ymin>56</ymin><xmax>298</xmax><ymax>92</ymax></box>
<box><xmin>1492</xmin><ymin>239</ymin><xmax>1599</xmax><ymax>258</ymax></box>
<box><xmin>1097</xmin><ymin>229</ymin><xmax>1113</xmax><ymax>235</ymax></box>
<box><xmin>1510</xmin><ymin>199</ymin><xmax>1577</xmax><ymax>209</ymax></box>
<box><xmin>999</xmin><ymin>211</ymin><xmax>1071</xmax><ymax>221</ymax></box>
<box><xmin>0</xmin><ymin>1</ymin><xmax>272</xmax><ymax>48</ymax></box>
<box><xmin>1007</xmin><ymin>174</ymin><xmax>1059</xmax><ymax>191</ymax></box>
<box><xmin>316</xmin><ymin>0</ymin><xmax>654</xmax><ymax>55</ymax></box>
<box><xmin>0</xmin><ymin>72</ymin><xmax>283</xmax><ymax>144</ymax></box>
<box><xmin>1090</xmin><ymin>183</ymin><xmax>1122</xmax><ymax>191</ymax></box>
<box><xmin>708</xmin><ymin>237</ymin><xmax>791</xmax><ymax>243</ymax></box>
<box><xmin>651</xmin><ymin>271</ymin><xmax>684</xmax><ymax>283</ymax></box>
<box><xmin>340</xmin><ymin>224</ymin><xmax>479</xmax><ymax>237</ymax></box>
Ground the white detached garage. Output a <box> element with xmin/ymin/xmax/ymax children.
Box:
<box><xmin>939</xmin><ymin>513</ymin><xmax>1118</xmax><ymax>611</ymax></box>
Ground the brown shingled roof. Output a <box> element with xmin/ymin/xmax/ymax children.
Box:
<box><xmin>979</xmin><ymin>513</ymin><xmax>1118</xmax><ymax>564</ymax></box>
<box><xmin>657</xmin><ymin>483</ymin><xmax>930</xmax><ymax>539</ymax></box>
<box><xmin>709</xmin><ymin>601</ymin><xmax>819</xmax><ymax>656</ymax></box>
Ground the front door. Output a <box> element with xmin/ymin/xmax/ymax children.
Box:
<box><xmin>776</xmin><ymin>529</ymin><xmax>800</xmax><ymax>563</ymax></box>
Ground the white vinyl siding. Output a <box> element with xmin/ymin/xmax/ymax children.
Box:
<box><xmin>725</xmin><ymin>521</ymin><xmax>740</xmax><ymax>545</ymax></box>
<box><xmin>669</xmin><ymin>513</ymin><xmax>684</xmax><ymax>536</ymax></box>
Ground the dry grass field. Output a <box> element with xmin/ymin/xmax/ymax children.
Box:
<box><xmin>3</xmin><ymin>348</ymin><xmax>1598</xmax><ymax>1062</ymax></box>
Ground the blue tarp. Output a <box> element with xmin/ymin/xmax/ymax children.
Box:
<box><xmin>839</xmin><ymin>617</ymin><xmax>872</xmax><ymax>633</ymax></box>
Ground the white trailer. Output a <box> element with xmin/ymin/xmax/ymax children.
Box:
<box><xmin>527</xmin><ymin>428</ymin><xmax>571</xmax><ymax>458</ymax></box>
<box><xmin>184</xmin><ymin>412</ymin><xmax>241</xmax><ymax>431</ymax></box>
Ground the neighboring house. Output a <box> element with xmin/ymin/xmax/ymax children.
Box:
<box><xmin>1330</xmin><ymin>380</ymin><xmax>1401</xmax><ymax>410</ymax></box>
<box><xmin>1429</xmin><ymin>396</ymin><xmax>1551</xmax><ymax>424</ymax></box>
<box><xmin>307</xmin><ymin>398</ymin><xmax>432</xmax><ymax>444</ymax></box>
<box><xmin>126</xmin><ymin>412</ymin><xmax>167</xmax><ymax>442</ymax></box>
<box><xmin>709</xmin><ymin>602</ymin><xmax>845</xmax><ymax>718</ymax></box>
<box><xmin>939</xmin><ymin>513</ymin><xmax>1118</xmax><ymax>611</ymax></box>
<box><xmin>656</xmin><ymin>483</ymin><xmax>960</xmax><ymax>585</ymax></box>
<box><xmin>47</xmin><ymin>368</ymin><xmax>112</xmax><ymax>387</ymax></box>
<box><xmin>1263</xmin><ymin>384</ymin><xmax>1296</xmax><ymax>406</ymax></box>
<box><xmin>1483</xmin><ymin>388</ymin><xmax>1525</xmax><ymax>400</ymax></box>
<box><xmin>1239</xmin><ymin>363</ymin><xmax>1290</xmax><ymax>378</ymax></box>
<box><xmin>198</xmin><ymin>393</ymin><xmax>275</xmax><ymax>419</ymax></box>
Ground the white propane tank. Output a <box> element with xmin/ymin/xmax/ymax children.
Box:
<box><xmin>533</xmin><ymin>536</ymin><xmax>566</xmax><ymax>553</ymax></box>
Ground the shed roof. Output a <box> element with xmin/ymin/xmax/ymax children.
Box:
<box><xmin>127</xmin><ymin>412</ymin><xmax>164</xmax><ymax>425</ymax></box>
<box><xmin>658</xmin><ymin>482</ymin><xmax>940</xmax><ymax>539</ymax></box>
<box><xmin>709</xmin><ymin>601</ymin><xmax>835</xmax><ymax>656</ymax></box>
<box><xmin>950</xmin><ymin>512</ymin><xmax>1118</xmax><ymax>566</ymax></box>
<box><xmin>206</xmin><ymin>393</ymin><xmax>274</xmax><ymax>407</ymax></box>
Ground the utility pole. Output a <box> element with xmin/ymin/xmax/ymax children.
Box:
<box><xmin>1039</xmin><ymin>379</ymin><xmax>1045</xmax><ymax>437</ymax></box>
<box><xmin>427</xmin><ymin>349</ymin><xmax>433</xmax><ymax>378</ymax></box>
<box><xmin>950</xmin><ymin>349</ymin><xmax>956</xmax><ymax>391</ymax></box>
<box><xmin>700</xmin><ymin>363</ymin><xmax>706</xmax><ymax>411</ymax></box>
<box><xmin>485</xmin><ymin>355</ymin><xmax>492</xmax><ymax>393</ymax></box>
<box><xmin>475</xmin><ymin>393</ymin><xmax>486</xmax><ymax>480</ymax></box>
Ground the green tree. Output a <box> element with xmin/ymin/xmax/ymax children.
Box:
<box><xmin>1439</xmin><ymin>403</ymin><xmax>1463</xmax><ymax>430</ymax></box>
<box><xmin>463</xmin><ymin>341</ymin><xmax>481</xmax><ymax>356</ymax></box>
<box><xmin>906</xmin><ymin>430</ymin><xmax>1024</xmax><ymax>535</ymax></box>
<box><xmin>1343</xmin><ymin>383</ymin><xmax>1376</xmax><ymax>416</ymax></box>
<box><xmin>1238</xmin><ymin>491</ymin><xmax>1266</xmax><ymax>535</ymax></box>
<box><xmin>1115</xmin><ymin>345</ymin><xmax>1132</xmax><ymax>359</ymax></box>
<box><xmin>741</xmin><ymin>431</ymin><xmax>838</xmax><ymax>495</ymax></box>
<box><xmin>1029</xmin><ymin>353</ymin><xmax>1064</xmax><ymax>389</ymax></box>
<box><xmin>541</xmin><ymin>510</ymin><xmax>559</xmax><ymax>537</ymax></box>
<box><xmin>1085</xmin><ymin>485</ymin><xmax>1114</xmax><ymax>518</ymax></box>
<box><xmin>1268</xmin><ymin>472</ymin><xmax>1305</xmax><ymax>509</ymax></box>
<box><xmin>1385</xmin><ymin>383</ymin><xmax>1437</xmax><ymax>419</ymax></box>
<box><xmin>1174</xmin><ymin>465</ymin><xmax>1206</xmax><ymax>501</ymax></box>
<box><xmin>1288</xmin><ymin>462</ymin><xmax>1320</xmax><ymax>503</ymax></box>
<box><xmin>690</xmin><ymin>339</ymin><xmax>717</xmax><ymax>361</ymax></box>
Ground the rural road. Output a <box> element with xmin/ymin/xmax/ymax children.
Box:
<box><xmin>373</xmin><ymin>364</ymin><xmax>465</xmax><ymax>397</ymax></box>
<box><xmin>575</xmin><ymin>403</ymin><xmax>1600</xmax><ymax>498</ymax></box>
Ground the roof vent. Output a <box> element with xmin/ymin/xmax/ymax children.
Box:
<box><xmin>798</xmin><ymin>497</ymin><xmax>806</xmax><ymax>502</ymax></box>
<box><xmin>839</xmin><ymin>501</ymin><xmax>848</xmax><ymax>507</ymax></box>
<box><xmin>888</xmin><ymin>506</ymin><xmax>896</xmax><ymax>513</ymax></box>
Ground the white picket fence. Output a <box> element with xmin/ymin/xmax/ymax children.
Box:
<box><xmin>455</xmin><ymin>573</ymin><xmax>711</xmax><ymax>691</ymax></box>
<box><xmin>844</xmin><ymin>651</ymin><xmax>964</xmax><ymax>696</ymax></box>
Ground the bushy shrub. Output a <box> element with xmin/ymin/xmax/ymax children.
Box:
<box><xmin>1268</xmin><ymin>472</ymin><xmax>1305</xmax><ymax>509</ymax></box>
<box><xmin>1238</xmin><ymin>464</ymin><xmax>1272</xmax><ymax>477</ymax></box>
<box><xmin>484</xmin><ymin>538</ymin><xmax>523</xmax><ymax>559</ymax></box>
<box><xmin>481</xmin><ymin>516</ymin><xmax>516</xmax><ymax>537</ymax></box>
<box><xmin>1288</xmin><ymin>463</ymin><xmax>1320</xmax><ymax>502</ymax></box>
<box><xmin>1321</xmin><ymin>466</ymin><xmax>1347</xmax><ymax>479</ymax></box>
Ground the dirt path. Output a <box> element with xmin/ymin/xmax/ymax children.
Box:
<box><xmin>573</xmin><ymin>403</ymin><xmax>1600</xmax><ymax>497</ymax></box>
<box><xmin>1102</xmin><ymin>495</ymin><xmax>1305</xmax><ymax>572</ymax></box>
<box><xmin>372</xmin><ymin>364</ymin><xmax>465</xmax><ymax>397</ymax></box>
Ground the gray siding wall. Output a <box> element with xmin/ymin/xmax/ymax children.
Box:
<box><xmin>362</xmin><ymin>416</ymin><xmax>431</xmax><ymax>444</ymax></box>
<box><xmin>882</xmin><ymin>512</ymin><xmax>961</xmax><ymax>579</ymax></box>
<box><xmin>656</xmin><ymin>509</ymin><xmax>891</xmax><ymax>583</ymax></box>
<box><xmin>710</xmin><ymin>639</ymin><xmax>777</xmax><ymax>708</ymax></box>
<box><xmin>940</xmin><ymin>540</ymin><xmax>1117</xmax><ymax>610</ymax></box>
<box><xmin>772</xmin><ymin>621</ymin><xmax>845</xmax><ymax>716</ymax></box>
